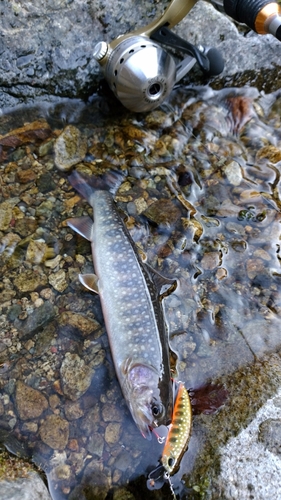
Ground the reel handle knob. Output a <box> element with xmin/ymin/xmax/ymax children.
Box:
<box><xmin>224</xmin><ymin>0</ymin><xmax>281</xmax><ymax>40</ymax></box>
<box><xmin>93</xmin><ymin>41</ymin><xmax>109</xmax><ymax>62</ymax></box>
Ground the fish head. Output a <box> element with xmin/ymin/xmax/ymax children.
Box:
<box><xmin>123</xmin><ymin>362</ymin><xmax>168</xmax><ymax>439</ymax></box>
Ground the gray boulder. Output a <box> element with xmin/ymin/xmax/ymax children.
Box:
<box><xmin>0</xmin><ymin>0</ymin><xmax>280</xmax><ymax>109</ymax></box>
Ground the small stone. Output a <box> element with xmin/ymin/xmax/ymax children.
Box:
<box><xmin>201</xmin><ymin>252</ymin><xmax>220</xmax><ymax>270</ymax></box>
<box><xmin>143</xmin><ymin>198</ymin><xmax>181</xmax><ymax>226</ymax></box>
<box><xmin>0</xmin><ymin>199</ymin><xmax>19</xmax><ymax>230</ymax></box>
<box><xmin>58</xmin><ymin>311</ymin><xmax>101</xmax><ymax>338</ymax></box>
<box><xmin>22</xmin><ymin>422</ymin><xmax>38</xmax><ymax>433</ymax></box>
<box><xmin>246</xmin><ymin>258</ymin><xmax>264</xmax><ymax>279</ymax></box>
<box><xmin>102</xmin><ymin>404</ymin><xmax>123</xmax><ymax>423</ymax></box>
<box><xmin>105</xmin><ymin>422</ymin><xmax>122</xmax><ymax>445</ymax></box>
<box><xmin>15</xmin><ymin>381</ymin><xmax>48</xmax><ymax>420</ymax></box>
<box><xmin>224</xmin><ymin>160</ymin><xmax>242</xmax><ymax>186</ymax></box>
<box><xmin>44</xmin><ymin>255</ymin><xmax>62</xmax><ymax>269</ymax></box>
<box><xmin>253</xmin><ymin>248</ymin><xmax>271</xmax><ymax>261</ymax></box>
<box><xmin>48</xmin><ymin>269</ymin><xmax>68</xmax><ymax>292</ymax></box>
<box><xmin>49</xmin><ymin>394</ymin><xmax>60</xmax><ymax>410</ymax></box>
<box><xmin>36</xmin><ymin>172</ymin><xmax>56</xmax><ymax>193</ymax></box>
<box><xmin>16</xmin><ymin>169</ymin><xmax>37</xmax><ymax>184</ymax></box>
<box><xmin>87</xmin><ymin>432</ymin><xmax>104</xmax><ymax>458</ymax></box>
<box><xmin>39</xmin><ymin>414</ymin><xmax>69</xmax><ymax>450</ymax></box>
<box><xmin>133</xmin><ymin>197</ymin><xmax>148</xmax><ymax>215</ymax></box>
<box><xmin>64</xmin><ymin>401</ymin><xmax>84</xmax><ymax>420</ymax></box>
<box><xmin>67</xmin><ymin>439</ymin><xmax>79</xmax><ymax>451</ymax></box>
<box><xmin>54</xmin><ymin>125</ymin><xmax>87</xmax><ymax>171</ymax></box>
<box><xmin>60</xmin><ymin>353</ymin><xmax>94</xmax><ymax>401</ymax></box>
<box><xmin>13</xmin><ymin>269</ymin><xmax>48</xmax><ymax>293</ymax></box>
<box><xmin>54</xmin><ymin>464</ymin><xmax>71</xmax><ymax>480</ymax></box>
<box><xmin>216</xmin><ymin>267</ymin><xmax>228</xmax><ymax>280</ymax></box>
<box><xmin>26</xmin><ymin>239</ymin><xmax>48</xmax><ymax>264</ymax></box>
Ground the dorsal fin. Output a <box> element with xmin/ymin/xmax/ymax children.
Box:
<box><xmin>145</xmin><ymin>263</ymin><xmax>177</xmax><ymax>300</ymax></box>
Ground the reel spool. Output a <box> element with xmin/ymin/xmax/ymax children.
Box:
<box><xmin>93</xmin><ymin>0</ymin><xmax>224</xmax><ymax>112</ymax></box>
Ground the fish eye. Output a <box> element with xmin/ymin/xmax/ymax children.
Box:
<box><xmin>152</xmin><ymin>402</ymin><xmax>163</xmax><ymax>417</ymax></box>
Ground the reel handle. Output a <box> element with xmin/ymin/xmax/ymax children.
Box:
<box><xmin>224</xmin><ymin>0</ymin><xmax>281</xmax><ymax>40</ymax></box>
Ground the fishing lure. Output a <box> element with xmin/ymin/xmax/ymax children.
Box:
<box><xmin>161</xmin><ymin>381</ymin><xmax>192</xmax><ymax>475</ymax></box>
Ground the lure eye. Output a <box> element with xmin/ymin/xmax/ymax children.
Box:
<box><xmin>168</xmin><ymin>457</ymin><xmax>175</xmax><ymax>468</ymax></box>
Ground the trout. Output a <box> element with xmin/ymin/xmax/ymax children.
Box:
<box><xmin>67</xmin><ymin>170</ymin><xmax>175</xmax><ymax>438</ymax></box>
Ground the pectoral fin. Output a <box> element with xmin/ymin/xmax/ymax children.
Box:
<box><xmin>67</xmin><ymin>216</ymin><xmax>94</xmax><ymax>241</ymax></box>
<box><xmin>79</xmin><ymin>273</ymin><xmax>99</xmax><ymax>294</ymax></box>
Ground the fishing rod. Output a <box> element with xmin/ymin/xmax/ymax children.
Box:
<box><xmin>93</xmin><ymin>0</ymin><xmax>281</xmax><ymax>112</ymax></box>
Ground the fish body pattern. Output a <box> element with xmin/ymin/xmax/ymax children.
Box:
<box><xmin>67</xmin><ymin>170</ymin><xmax>174</xmax><ymax>438</ymax></box>
<box><xmin>161</xmin><ymin>382</ymin><xmax>192</xmax><ymax>475</ymax></box>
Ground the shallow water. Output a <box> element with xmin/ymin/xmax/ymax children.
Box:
<box><xmin>1</xmin><ymin>85</ymin><xmax>281</xmax><ymax>499</ymax></box>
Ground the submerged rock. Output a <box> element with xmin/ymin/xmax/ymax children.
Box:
<box><xmin>0</xmin><ymin>471</ymin><xmax>51</xmax><ymax>500</ymax></box>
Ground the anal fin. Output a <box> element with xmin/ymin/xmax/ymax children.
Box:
<box><xmin>67</xmin><ymin>216</ymin><xmax>94</xmax><ymax>241</ymax></box>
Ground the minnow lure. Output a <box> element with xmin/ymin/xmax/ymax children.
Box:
<box><xmin>67</xmin><ymin>169</ymin><xmax>175</xmax><ymax>439</ymax></box>
<box><xmin>161</xmin><ymin>381</ymin><xmax>192</xmax><ymax>475</ymax></box>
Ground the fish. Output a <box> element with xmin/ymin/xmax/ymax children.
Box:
<box><xmin>161</xmin><ymin>381</ymin><xmax>192</xmax><ymax>475</ymax></box>
<box><xmin>67</xmin><ymin>169</ymin><xmax>175</xmax><ymax>439</ymax></box>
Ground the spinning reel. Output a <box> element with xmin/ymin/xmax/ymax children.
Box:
<box><xmin>93</xmin><ymin>0</ymin><xmax>281</xmax><ymax>112</ymax></box>
<box><xmin>93</xmin><ymin>0</ymin><xmax>224</xmax><ymax>112</ymax></box>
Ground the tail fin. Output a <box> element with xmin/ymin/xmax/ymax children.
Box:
<box><xmin>68</xmin><ymin>169</ymin><xmax>124</xmax><ymax>203</ymax></box>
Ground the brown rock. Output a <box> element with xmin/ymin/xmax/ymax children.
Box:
<box><xmin>105</xmin><ymin>423</ymin><xmax>122</xmax><ymax>445</ymax></box>
<box><xmin>39</xmin><ymin>414</ymin><xmax>69</xmax><ymax>450</ymax></box>
<box><xmin>15</xmin><ymin>381</ymin><xmax>48</xmax><ymax>420</ymax></box>
<box><xmin>16</xmin><ymin>169</ymin><xmax>37</xmax><ymax>184</ymax></box>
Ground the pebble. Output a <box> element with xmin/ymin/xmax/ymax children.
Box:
<box><xmin>54</xmin><ymin>125</ymin><xmax>87</xmax><ymax>171</ymax></box>
<box><xmin>60</xmin><ymin>353</ymin><xmax>94</xmax><ymax>401</ymax></box>
<box><xmin>13</xmin><ymin>269</ymin><xmax>48</xmax><ymax>293</ymax></box>
<box><xmin>48</xmin><ymin>269</ymin><xmax>68</xmax><ymax>292</ymax></box>
<box><xmin>39</xmin><ymin>414</ymin><xmax>69</xmax><ymax>450</ymax></box>
<box><xmin>15</xmin><ymin>381</ymin><xmax>48</xmax><ymax>420</ymax></box>
<box><xmin>224</xmin><ymin>160</ymin><xmax>243</xmax><ymax>186</ymax></box>
<box><xmin>105</xmin><ymin>423</ymin><xmax>122</xmax><ymax>445</ymax></box>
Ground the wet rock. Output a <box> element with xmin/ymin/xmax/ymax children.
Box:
<box><xmin>64</xmin><ymin>401</ymin><xmax>84</xmax><ymax>421</ymax></box>
<box><xmin>113</xmin><ymin>488</ymin><xmax>136</xmax><ymax>500</ymax></box>
<box><xmin>258</xmin><ymin>418</ymin><xmax>281</xmax><ymax>455</ymax></box>
<box><xmin>143</xmin><ymin>198</ymin><xmax>181</xmax><ymax>226</ymax></box>
<box><xmin>48</xmin><ymin>269</ymin><xmax>68</xmax><ymax>292</ymax></box>
<box><xmin>58</xmin><ymin>311</ymin><xmax>101</xmax><ymax>339</ymax></box>
<box><xmin>39</xmin><ymin>414</ymin><xmax>69</xmax><ymax>450</ymax></box>
<box><xmin>224</xmin><ymin>160</ymin><xmax>242</xmax><ymax>186</ymax></box>
<box><xmin>0</xmin><ymin>199</ymin><xmax>19</xmax><ymax>230</ymax></box>
<box><xmin>80</xmin><ymin>458</ymin><xmax>112</xmax><ymax>500</ymax></box>
<box><xmin>105</xmin><ymin>423</ymin><xmax>122</xmax><ymax>445</ymax></box>
<box><xmin>201</xmin><ymin>251</ymin><xmax>220</xmax><ymax>270</ymax></box>
<box><xmin>102</xmin><ymin>404</ymin><xmax>124</xmax><ymax>423</ymax></box>
<box><xmin>36</xmin><ymin>172</ymin><xmax>56</xmax><ymax>193</ymax></box>
<box><xmin>87</xmin><ymin>432</ymin><xmax>104</xmax><ymax>458</ymax></box>
<box><xmin>60</xmin><ymin>353</ymin><xmax>94</xmax><ymax>401</ymax></box>
<box><xmin>15</xmin><ymin>381</ymin><xmax>48</xmax><ymax>420</ymax></box>
<box><xmin>54</xmin><ymin>125</ymin><xmax>87</xmax><ymax>171</ymax></box>
<box><xmin>26</xmin><ymin>239</ymin><xmax>48</xmax><ymax>264</ymax></box>
<box><xmin>14</xmin><ymin>301</ymin><xmax>56</xmax><ymax>338</ymax></box>
<box><xmin>0</xmin><ymin>471</ymin><xmax>51</xmax><ymax>500</ymax></box>
<box><xmin>13</xmin><ymin>269</ymin><xmax>48</xmax><ymax>293</ymax></box>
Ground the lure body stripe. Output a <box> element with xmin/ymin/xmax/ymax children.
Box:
<box><xmin>161</xmin><ymin>382</ymin><xmax>192</xmax><ymax>475</ymax></box>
